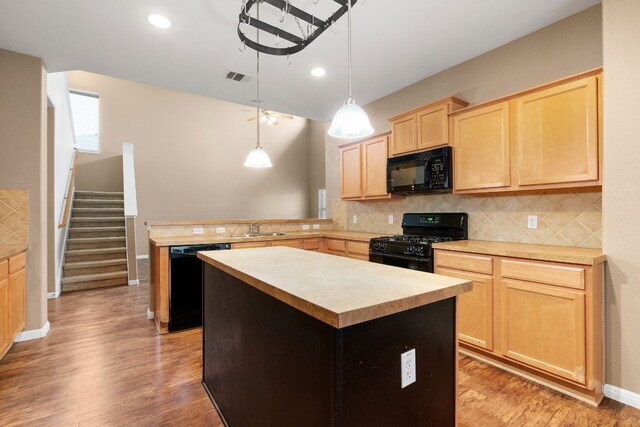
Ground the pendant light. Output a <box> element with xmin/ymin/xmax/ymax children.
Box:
<box><xmin>327</xmin><ymin>0</ymin><xmax>373</xmax><ymax>139</ymax></box>
<box><xmin>244</xmin><ymin>1</ymin><xmax>273</xmax><ymax>168</ymax></box>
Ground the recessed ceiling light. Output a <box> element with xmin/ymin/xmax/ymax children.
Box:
<box><xmin>310</xmin><ymin>67</ymin><xmax>326</xmax><ymax>77</ymax></box>
<box><xmin>147</xmin><ymin>14</ymin><xmax>172</xmax><ymax>29</ymax></box>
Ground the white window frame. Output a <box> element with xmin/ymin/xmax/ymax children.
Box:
<box><xmin>318</xmin><ymin>189</ymin><xmax>327</xmax><ymax>219</ymax></box>
<box><xmin>69</xmin><ymin>89</ymin><xmax>101</xmax><ymax>154</ymax></box>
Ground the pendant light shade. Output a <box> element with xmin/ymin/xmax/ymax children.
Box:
<box><xmin>328</xmin><ymin>0</ymin><xmax>373</xmax><ymax>139</ymax></box>
<box><xmin>327</xmin><ymin>98</ymin><xmax>374</xmax><ymax>139</ymax></box>
<box><xmin>243</xmin><ymin>145</ymin><xmax>273</xmax><ymax>168</ymax></box>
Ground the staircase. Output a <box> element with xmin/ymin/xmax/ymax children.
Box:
<box><xmin>61</xmin><ymin>191</ymin><xmax>129</xmax><ymax>292</ymax></box>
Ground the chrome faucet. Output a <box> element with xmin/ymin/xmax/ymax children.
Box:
<box><xmin>249</xmin><ymin>222</ymin><xmax>264</xmax><ymax>235</ymax></box>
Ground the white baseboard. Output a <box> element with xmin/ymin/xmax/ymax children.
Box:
<box><xmin>604</xmin><ymin>384</ymin><xmax>640</xmax><ymax>409</ymax></box>
<box><xmin>136</xmin><ymin>255</ymin><xmax>149</xmax><ymax>260</ymax></box>
<box><xmin>14</xmin><ymin>321</ymin><xmax>50</xmax><ymax>342</ymax></box>
<box><xmin>128</xmin><ymin>279</ymin><xmax>140</xmax><ymax>286</ymax></box>
<box><xmin>147</xmin><ymin>308</ymin><xmax>154</xmax><ymax>320</ymax></box>
<box><xmin>47</xmin><ymin>290</ymin><xmax>61</xmax><ymax>299</ymax></box>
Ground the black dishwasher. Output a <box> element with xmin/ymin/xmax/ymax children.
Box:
<box><xmin>169</xmin><ymin>243</ymin><xmax>231</xmax><ymax>332</ymax></box>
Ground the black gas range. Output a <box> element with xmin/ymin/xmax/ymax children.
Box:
<box><xmin>369</xmin><ymin>213</ymin><xmax>468</xmax><ymax>273</ymax></box>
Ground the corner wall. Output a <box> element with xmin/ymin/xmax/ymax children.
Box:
<box><xmin>0</xmin><ymin>48</ymin><xmax>48</xmax><ymax>331</ymax></box>
<box><xmin>67</xmin><ymin>71</ymin><xmax>313</xmax><ymax>256</ymax></box>
<box><xmin>602</xmin><ymin>0</ymin><xmax>640</xmax><ymax>399</ymax></box>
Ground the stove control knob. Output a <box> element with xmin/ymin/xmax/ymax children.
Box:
<box><xmin>416</xmin><ymin>247</ymin><xmax>424</xmax><ymax>255</ymax></box>
<box><xmin>407</xmin><ymin>246</ymin><xmax>414</xmax><ymax>254</ymax></box>
<box><xmin>381</xmin><ymin>243</ymin><xmax>387</xmax><ymax>251</ymax></box>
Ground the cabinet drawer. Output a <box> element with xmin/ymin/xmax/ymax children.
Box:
<box><xmin>435</xmin><ymin>251</ymin><xmax>493</xmax><ymax>275</ymax></box>
<box><xmin>0</xmin><ymin>260</ymin><xmax>7</xmax><ymax>280</ymax></box>
<box><xmin>303</xmin><ymin>239</ymin><xmax>321</xmax><ymax>251</ymax></box>
<box><xmin>271</xmin><ymin>240</ymin><xmax>303</xmax><ymax>249</ymax></box>
<box><xmin>9</xmin><ymin>252</ymin><xmax>26</xmax><ymax>274</ymax></box>
<box><xmin>346</xmin><ymin>241</ymin><xmax>369</xmax><ymax>256</ymax></box>
<box><xmin>325</xmin><ymin>239</ymin><xmax>346</xmax><ymax>253</ymax></box>
<box><xmin>501</xmin><ymin>259</ymin><xmax>585</xmax><ymax>290</ymax></box>
<box><xmin>232</xmin><ymin>242</ymin><xmax>271</xmax><ymax>249</ymax></box>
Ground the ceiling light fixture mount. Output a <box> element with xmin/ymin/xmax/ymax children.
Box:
<box><xmin>147</xmin><ymin>14</ymin><xmax>172</xmax><ymax>29</ymax></box>
<box><xmin>237</xmin><ymin>0</ymin><xmax>358</xmax><ymax>56</ymax></box>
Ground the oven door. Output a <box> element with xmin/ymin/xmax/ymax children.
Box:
<box><xmin>369</xmin><ymin>252</ymin><xmax>433</xmax><ymax>273</ymax></box>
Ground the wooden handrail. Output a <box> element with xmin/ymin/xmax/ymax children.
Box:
<box><xmin>58</xmin><ymin>149</ymin><xmax>78</xmax><ymax>229</ymax></box>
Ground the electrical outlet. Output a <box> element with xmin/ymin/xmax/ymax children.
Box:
<box><xmin>388</xmin><ymin>214</ymin><xmax>394</xmax><ymax>225</ymax></box>
<box><xmin>193</xmin><ymin>227</ymin><xmax>204</xmax><ymax>235</ymax></box>
<box><xmin>302</xmin><ymin>224</ymin><xmax>310</xmax><ymax>230</ymax></box>
<box><xmin>352</xmin><ymin>215</ymin><xmax>358</xmax><ymax>224</ymax></box>
<box><xmin>527</xmin><ymin>215</ymin><xmax>538</xmax><ymax>229</ymax></box>
<box><xmin>313</xmin><ymin>224</ymin><xmax>320</xmax><ymax>230</ymax></box>
<box><xmin>401</xmin><ymin>349</ymin><xmax>416</xmax><ymax>388</ymax></box>
<box><xmin>216</xmin><ymin>227</ymin><xmax>226</xmax><ymax>234</ymax></box>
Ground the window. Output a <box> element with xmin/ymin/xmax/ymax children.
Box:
<box><xmin>69</xmin><ymin>90</ymin><xmax>100</xmax><ymax>153</ymax></box>
<box><xmin>318</xmin><ymin>189</ymin><xmax>327</xmax><ymax>219</ymax></box>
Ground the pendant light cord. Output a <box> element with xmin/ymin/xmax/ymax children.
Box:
<box><xmin>256</xmin><ymin>0</ymin><xmax>261</xmax><ymax>148</ymax></box>
<box><xmin>347</xmin><ymin>0</ymin><xmax>352</xmax><ymax>101</ymax></box>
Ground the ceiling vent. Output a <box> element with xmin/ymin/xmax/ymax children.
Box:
<box><xmin>225</xmin><ymin>71</ymin><xmax>248</xmax><ymax>82</ymax></box>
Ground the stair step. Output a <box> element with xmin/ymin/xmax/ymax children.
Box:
<box><xmin>67</xmin><ymin>237</ymin><xmax>126</xmax><ymax>250</ymax></box>
<box><xmin>74</xmin><ymin>199</ymin><xmax>124</xmax><ymax>208</ymax></box>
<box><xmin>61</xmin><ymin>271</ymin><xmax>128</xmax><ymax>292</ymax></box>
<box><xmin>64</xmin><ymin>258</ymin><xmax>128</xmax><ymax>277</ymax></box>
<box><xmin>65</xmin><ymin>247</ymin><xmax>127</xmax><ymax>262</ymax></box>
<box><xmin>71</xmin><ymin>217</ymin><xmax>126</xmax><ymax>227</ymax></box>
<box><xmin>69</xmin><ymin>227</ymin><xmax>126</xmax><ymax>238</ymax></box>
<box><xmin>74</xmin><ymin>191</ymin><xmax>124</xmax><ymax>201</ymax></box>
<box><xmin>72</xmin><ymin>208</ymin><xmax>125</xmax><ymax>218</ymax></box>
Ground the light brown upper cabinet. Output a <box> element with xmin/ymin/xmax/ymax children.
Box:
<box><xmin>340</xmin><ymin>133</ymin><xmax>393</xmax><ymax>201</ymax></box>
<box><xmin>388</xmin><ymin>97</ymin><xmax>468</xmax><ymax>156</ymax></box>
<box><xmin>450</xmin><ymin>68</ymin><xmax>603</xmax><ymax>194</ymax></box>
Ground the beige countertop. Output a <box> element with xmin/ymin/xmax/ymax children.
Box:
<box><xmin>0</xmin><ymin>244</ymin><xmax>28</xmax><ymax>261</ymax></box>
<box><xmin>432</xmin><ymin>240</ymin><xmax>606</xmax><ymax>266</ymax></box>
<box><xmin>198</xmin><ymin>247</ymin><xmax>472</xmax><ymax>329</ymax></box>
<box><xmin>149</xmin><ymin>230</ymin><xmax>382</xmax><ymax>247</ymax></box>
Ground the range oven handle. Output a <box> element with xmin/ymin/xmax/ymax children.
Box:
<box><xmin>369</xmin><ymin>251</ymin><xmax>430</xmax><ymax>263</ymax></box>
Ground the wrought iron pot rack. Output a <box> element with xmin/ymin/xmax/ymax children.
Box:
<box><xmin>238</xmin><ymin>0</ymin><xmax>358</xmax><ymax>56</ymax></box>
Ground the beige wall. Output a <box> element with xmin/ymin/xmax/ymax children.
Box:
<box><xmin>67</xmin><ymin>71</ymin><xmax>314</xmax><ymax>256</ymax></box>
<box><xmin>0</xmin><ymin>49</ymin><xmax>48</xmax><ymax>330</ymax></box>
<box><xmin>308</xmin><ymin>120</ymin><xmax>326</xmax><ymax>217</ymax></box>
<box><xmin>326</xmin><ymin>5</ymin><xmax>603</xmax><ymax>210</ymax></box>
<box><xmin>602</xmin><ymin>0</ymin><xmax>640</xmax><ymax>395</ymax></box>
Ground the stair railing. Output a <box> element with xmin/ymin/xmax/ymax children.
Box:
<box><xmin>57</xmin><ymin>148</ymin><xmax>78</xmax><ymax>229</ymax></box>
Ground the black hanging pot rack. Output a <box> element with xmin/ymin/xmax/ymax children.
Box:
<box><xmin>238</xmin><ymin>0</ymin><xmax>358</xmax><ymax>56</ymax></box>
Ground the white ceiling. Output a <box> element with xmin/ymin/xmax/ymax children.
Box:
<box><xmin>0</xmin><ymin>0</ymin><xmax>600</xmax><ymax>121</ymax></box>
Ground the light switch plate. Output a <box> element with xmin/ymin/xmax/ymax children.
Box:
<box><xmin>302</xmin><ymin>224</ymin><xmax>310</xmax><ymax>230</ymax></box>
<box><xmin>388</xmin><ymin>214</ymin><xmax>394</xmax><ymax>224</ymax></box>
<box><xmin>528</xmin><ymin>215</ymin><xmax>538</xmax><ymax>229</ymax></box>
<box><xmin>313</xmin><ymin>224</ymin><xmax>320</xmax><ymax>230</ymax></box>
<box><xmin>401</xmin><ymin>348</ymin><xmax>416</xmax><ymax>388</ymax></box>
<box><xmin>216</xmin><ymin>227</ymin><xmax>226</xmax><ymax>234</ymax></box>
<box><xmin>193</xmin><ymin>227</ymin><xmax>204</xmax><ymax>235</ymax></box>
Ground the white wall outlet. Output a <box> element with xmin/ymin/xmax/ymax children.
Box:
<box><xmin>215</xmin><ymin>227</ymin><xmax>226</xmax><ymax>234</ymax></box>
<box><xmin>352</xmin><ymin>215</ymin><xmax>358</xmax><ymax>224</ymax></box>
<box><xmin>527</xmin><ymin>215</ymin><xmax>538</xmax><ymax>229</ymax></box>
<box><xmin>302</xmin><ymin>224</ymin><xmax>310</xmax><ymax>230</ymax></box>
<box><xmin>388</xmin><ymin>214</ymin><xmax>394</xmax><ymax>225</ymax></box>
<box><xmin>401</xmin><ymin>348</ymin><xmax>416</xmax><ymax>388</ymax></box>
<box><xmin>313</xmin><ymin>224</ymin><xmax>320</xmax><ymax>230</ymax></box>
<box><xmin>193</xmin><ymin>227</ymin><xmax>204</xmax><ymax>235</ymax></box>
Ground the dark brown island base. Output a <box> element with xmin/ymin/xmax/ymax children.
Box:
<box><xmin>198</xmin><ymin>247</ymin><xmax>472</xmax><ymax>426</ymax></box>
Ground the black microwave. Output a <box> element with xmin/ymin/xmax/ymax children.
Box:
<box><xmin>387</xmin><ymin>146</ymin><xmax>452</xmax><ymax>194</ymax></box>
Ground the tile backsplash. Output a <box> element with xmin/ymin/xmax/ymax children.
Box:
<box><xmin>148</xmin><ymin>220</ymin><xmax>334</xmax><ymax>239</ymax></box>
<box><xmin>0</xmin><ymin>189</ymin><xmax>29</xmax><ymax>245</ymax></box>
<box><xmin>332</xmin><ymin>191</ymin><xmax>602</xmax><ymax>248</ymax></box>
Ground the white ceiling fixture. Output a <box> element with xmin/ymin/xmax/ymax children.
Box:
<box><xmin>310</xmin><ymin>67</ymin><xmax>327</xmax><ymax>77</ymax></box>
<box><xmin>328</xmin><ymin>0</ymin><xmax>373</xmax><ymax>139</ymax></box>
<box><xmin>0</xmin><ymin>1</ymin><xmax>600</xmax><ymax>120</ymax></box>
<box><xmin>244</xmin><ymin>2</ymin><xmax>272</xmax><ymax>169</ymax></box>
<box><xmin>147</xmin><ymin>14</ymin><xmax>171</xmax><ymax>29</ymax></box>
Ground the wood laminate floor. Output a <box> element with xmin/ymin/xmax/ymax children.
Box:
<box><xmin>0</xmin><ymin>261</ymin><xmax>638</xmax><ymax>426</ymax></box>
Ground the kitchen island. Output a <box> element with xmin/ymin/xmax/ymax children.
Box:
<box><xmin>198</xmin><ymin>247</ymin><xmax>472</xmax><ymax>426</ymax></box>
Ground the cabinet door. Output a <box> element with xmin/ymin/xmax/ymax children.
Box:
<box><xmin>389</xmin><ymin>114</ymin><xmax>417</xmax><ymax>155</ymax></box>
<box><xmin>500</xmin><ymin>279</ymin><xmax>586</xmax><ymax>384</ymax></box>
<box><xmin>453</xmin><ymin>102</ymin><xmax>511</xmax><ymax>191</ymax></box>
<box><xmin>325</xmin><ymin>239</ymin><xmax>346</xmax><ymax>256</ymax></box>
<box><xmin>9</xmin><ymin>269</ymin><xmax>26</xmax><ymax>340</ymax></box>
<box><xmin>417</xmin><ymin>103</ymin><xmax>448</xmax><ymax>150</ymax></box>
<box><xmin>0</xmin><ymin>278</ymin><xmax>9</xmax><ymax>357</ymax></box>
<box><xmin>271</xmin><ymin>239</ymin><xmax>303</xmax><ymax>249</ymax></box>
<box><xmin>340</xmin><ymin>145</ymin><xmax>362</xmax><ymax>199</ymax></box>
<box><xmin>362</xmin><ymin>136</ymin><xmax>389</xmax><ymax>197</ymax></box>
<box><xmin>517</xmin><ymin>76</ymin><xmax>599</xmax><ymax>186</ymax></box>
<box><xmin>345</xmin><ymin>241</ymin><xmax>369</xmax><ymax>261</ymax></box>
<box><xmin>436</xmin><ymin>267</ymin><xmax>494</xmax><ymax>351</ymax></box>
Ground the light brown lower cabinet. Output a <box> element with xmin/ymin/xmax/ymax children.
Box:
<box><xmin>319</xmin><ymin>238</ymin><xmax>371</xmax><ymax>261</ymax></box>
<box><xmin>0</xmin><ymin>252</ymin><xmax>27</xmax><ymax>360</ymax></box>
<box><xmin>434</xmin><ymin>249</ymin><xmax>603</xmax><ymax>406</ymax></box>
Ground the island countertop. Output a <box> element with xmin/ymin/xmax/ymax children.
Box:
<box><xmin>198</xmin><ymin>246</ymin><xmax>472</xmax><ymax>329</ymax></box>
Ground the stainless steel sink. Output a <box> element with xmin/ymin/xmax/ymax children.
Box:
<box><xmin>230</xmin><ymin>232</ymin><xmax>286</xmax><ymax>238</ymax></box>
